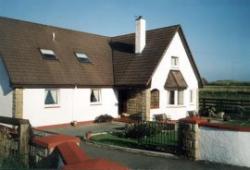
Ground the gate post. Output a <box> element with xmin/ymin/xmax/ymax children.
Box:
<box><xmin>18</xmin><ymin>122</ymin><xmax>30</xmax><ymax>167</ymax></box>
<box><xmin>178</xmin><ymin>118</ymin><xmax>200</xmax><ymax>160</ymax></box>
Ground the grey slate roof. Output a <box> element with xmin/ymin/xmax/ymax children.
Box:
<box><xmin>0</xmin><ymin>17</ymin><xmax>202</xmax><ymax>88</ymax></box>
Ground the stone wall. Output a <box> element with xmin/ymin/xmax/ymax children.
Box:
<box><xmin>178</xmin><ymin>122</ymin><xmax>200</xmax><ymax>160</ymax></box>
<box><xmin>13</xmin><ymin>88</ymin><xmax>23</xmax><ymax>118</ymax></box>
<box><xmin>126</xmin><ymin>88</ymin><xmax>150</xmax><ymax>121</ymax></box>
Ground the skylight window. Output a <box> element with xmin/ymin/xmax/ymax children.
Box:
<box><xmin>75</xmin><ymin>52</ymin><xmax>91</xmax><ymax>63</ymax></box>
<box><xmin>40</xmin><ymin>49</ymin><xmax>56</xmax><ymax>60</ymax></box>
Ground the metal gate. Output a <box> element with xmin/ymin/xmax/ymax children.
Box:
<box><xmin>133</xmin><ymin>121</ymin><xmax>180</xmax><ymax>154</ymax></box>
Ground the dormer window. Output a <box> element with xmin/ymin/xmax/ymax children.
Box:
<box><xmin>75</xmin><ymin>52</ymin><xmax>91</xmax><ymax>63</ymax></box>
<box><xmin>40</xmin><ymin>49</ymin><xmax>56</xmax><ymax>60</ymax></box>
<box><xmin>171</xmin><ymin>56</ymin><xmax>179</xmax><ymax>67</ymax></box>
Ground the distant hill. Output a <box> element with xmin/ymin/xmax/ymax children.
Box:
<box><xmin>208</xmin><ymin>80</ymin><xmax>250</xmax><ymax>86</ymax></box>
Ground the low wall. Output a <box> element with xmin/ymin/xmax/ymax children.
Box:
<box><xmin>200</xmin><ymin>126</ymin><xmax>250</xmax><ymax>168</ymax></box>
<box><xmin>179</xmin><ymin>117</ymin><xmax>250</xmax><ymax>168</ymax></box>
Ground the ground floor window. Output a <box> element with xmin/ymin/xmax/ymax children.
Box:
<box><xmin>178</xmin><ymin>90</ymin><xmax>184</xmax><ymax>105</ymax></box>
<box><xmin>168</xmin><ymin>90</ymin><xmax>184</xmax><ymax>106</ymax></box>
<box><xmin>45</xmin><ymin>89</ymin><xmax>59</xmax><ymax>105</ymax></box>
<box><xmin>190</xmin><ymin>89</ymin><xmax>194</xmax><ymax>104</ymax></box>
<box><xmin>90</xmin><ymin>89</ymin><xmax>101</xmax><ymax>103</ymax></box>
<box><xmin>150</xmin><ymin>89</ymin><xmax>160</xmax><ymax>108</ymax></box>
<box><xmin>169</xmin><ymin>90</ymin><xmax>175</xmax><ymax>105</ymax></box>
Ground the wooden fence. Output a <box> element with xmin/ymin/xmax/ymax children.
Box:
<box><xmin>0</xmin><ymin>116</ymin><xmax>31</xmax><ymax>167</ymax></box>
<box><xmin>199</xmin><ymin>98</ymin><xmax>250</xmax><ymax>119</ymax></box>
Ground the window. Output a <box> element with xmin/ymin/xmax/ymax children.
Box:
<box><xmin>150</xmin><ymin>89</ymin><xmax>159</xmax><ymax>109</ymax></box>
<box><xmin>178</xmin><ymin>90</ymin><xmax>184</xmax><ymax>105</ymax></box>
<box><xmin>40</xmin><ymin>49</ymin><xmax>56</xmax><ymax>60</ymax></box>
<box><xmin>75</xmin><ymin>52</ymin><xmax>91</xmax><ymax>63</ymax></box>
<box><xmin>171</xmin><ymin>56</ymin><xmax>179</xmax><ymax>66</ymax></box>
<box><xmin>90</xmin><ymin>89</ymin><xmax>101</xmax><ymax>103</ymax></box>
<box><xmin>190</xmin><ymin>90</ymin><xmax>195</xmax><ymax>104</ymax></box>
<box><xmin>168</xmin><ymin>90</ymin><xmax>184</xmax><ymax>106</ymax></box>
<box><xmin>169</xmin><ymin>90</ymin><xmax>175</xmax><ymax>105</ymax></box>
<box><xmin>45</xmin><ymin>89</ymin><xmax>59</xmax><ymax>105</ymax></box>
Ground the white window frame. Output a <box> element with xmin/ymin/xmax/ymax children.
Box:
<box><xmin>171</xmin><ymin>56</ymin><xmax>179</xmax><ymax>67</ymax></box>
<box><xmin>177</xmin><ymin>90</ymin><xmax>184</xmax><ymax>105</ymax></box>
<box><xmin>40</xmin><ymin>49</ymin><xmax>57</xmax><ymax>59</ymax></box>
<box><xmin>90</xmin><ymin>89</ymin><xmax>102</xmax><ymax>105</ymax></box>
<box><xmin>189</xmin><ymin>89</ymin><xmax>194</xmax><ymax>104</ymax></box>
<box><xmin>168</xmin><ymin>90</ymin><xmax>175</xmax><ymax>105</ymax></box>
<box><xmin>44</xmin><ymin>89</ymin><xmax>60</xmax><ymax>107</ymax></box>
<box><xmin>75</xmin><ymin>52</ymin><xmax>91</xmax><ymax>63</ymax></box>
<box><xmin>167</xmin><ymin>90</ymin><xmax>185</xmax><ymax>107</ymax></box>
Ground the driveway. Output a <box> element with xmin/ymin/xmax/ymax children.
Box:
<box><xmin>46</xmin><ymin>122</ymin><xmax>249</xmax><ymax>170</ymax></box>
<box><xmin>80</xmin><ymin>142</ymin><xmax>249</xmax><ymax>170</ymax></box>
<box><xmin>46</xmin><ymin>121</ymin><xmax>125</xmax><ymax>137</ymax></box>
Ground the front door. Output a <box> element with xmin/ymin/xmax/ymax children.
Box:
<box><xmin>118</xmin><ymin>90</ymin><xmax>128</xmax><ymax>115</ymax></box>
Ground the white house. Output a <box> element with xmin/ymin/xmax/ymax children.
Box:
<box><xmin>0</xmin><ymin>16</ymin><xmax>202</xmax><ymax>127</ymax></box>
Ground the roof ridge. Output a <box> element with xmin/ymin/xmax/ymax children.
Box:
<box><xmin>0</xmin><ymin>16</ymin><xmax>110</xmax><ymax>39</ymax></box>
<box><xmin>111</xmin><ymin>24</ymin><xmax>180</xmax><ymax>38</ymax></box>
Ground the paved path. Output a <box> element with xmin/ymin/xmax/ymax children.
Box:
<box><xmin>80</xmin><ymin>142</ymin><xmax>249</xmax><ymax>170</ymax></box>
<box><xmin>47</xmin><ymin>122</ymin><xmax>125</xmax><ymax>137</ymax></box>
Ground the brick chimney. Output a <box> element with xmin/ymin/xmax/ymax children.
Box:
<box><xmin>135</xmin><ymin>16</ymin><xmax>146</xmax><ymax>54</ymax></box>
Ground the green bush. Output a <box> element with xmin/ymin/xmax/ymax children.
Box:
<box><xmin>94</xmin><ymin>114</ymin><xmax>113</xmax><ymax>123</ymax></box>
<box><xmin>124</xmin><ymin>122</ymin><xmax>162</xmax><ymax>138</ymax></box>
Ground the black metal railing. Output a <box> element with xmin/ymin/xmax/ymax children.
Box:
<box><xmin>129</xmin><ymin>121</ymin><xmax>179</xmax><ymax>154</ymax></box>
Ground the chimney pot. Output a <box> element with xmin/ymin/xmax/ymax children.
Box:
<box><xmin>52</xmin><ymin>32</ymin><xmax>56</xmax><ymax>41</ymax></box>
<box><xmin>135</xmin><ymin>16</ymin><xmax>146</xmax><ymax>54</ymax></box>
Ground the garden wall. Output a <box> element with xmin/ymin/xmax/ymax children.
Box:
<box><xmin>199</xmin><ymin>126</ymin><xmax>250</xmax><ymax>168</ymax></box>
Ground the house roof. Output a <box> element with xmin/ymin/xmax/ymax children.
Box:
<box><xmin>0</xmin><ymin>17</ymin><xmax>202</xmax><ymax>88</ymax></box>
<box><xmin>164</xmin><ymin>70</ymin><xmax>188</xmax><ymax>90</ymax></box>
<box><xmin>0</xmin><ymin>17</ymin><xmax>113</xmax><ymax>87</ymax></box>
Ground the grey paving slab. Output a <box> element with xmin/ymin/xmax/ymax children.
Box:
<box><xmin>45</xmin><ymin>121</ymin><xmax>125</xmax><ymax>137</ymax></box>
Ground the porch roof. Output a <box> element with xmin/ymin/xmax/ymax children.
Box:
<box><xmin>164</xmin><ymin>70</ymin><xmax>188</xmax><ymax>90</ymax></box>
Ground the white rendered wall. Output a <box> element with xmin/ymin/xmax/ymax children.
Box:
<box><xmin>200</xmin><ymin>127</ymin><xmax>250</xmax><ymax>168</ymax></box>
<box><xmin>0</xmin><ymin>57</ymin><xmax>13</xmax><ymax>117</ymax></box>
<box><xmin>23</xmin><ymin>88</ymin><xmax>118</xmax><ymax>127</ymax></box>
<box><xmin>150</xmin><ymin>32</ymin><xmax>199</xmax><ymax>120</ymax></box>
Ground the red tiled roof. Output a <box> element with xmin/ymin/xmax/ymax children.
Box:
<box><xmin>32</xmin><ymin>134</ymin><xmax>80</xmax><ymax>149</ymax></box>
<box><xmin>56</xmin><ymin>142</ymin><xmax>89</xmax><ymax>165</ymax></box>
<box><xmin>62</xmin><ymin>159</ymin><xmax>128</xmax><ymax>170</ymax></box>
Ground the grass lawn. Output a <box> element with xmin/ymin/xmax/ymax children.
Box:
<box><xmin>91</xmin><ymin>133</ymin><xmax>139</xmax><ymax>148</ymax></box>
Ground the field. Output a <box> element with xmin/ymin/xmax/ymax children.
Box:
<box><xmin>200</xmin><ymin>85</ymin><xmax>250</xmax><ymax>100</ymax></box>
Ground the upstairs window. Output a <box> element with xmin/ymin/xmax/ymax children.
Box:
<box><xmin>90</xmin><ymin>89</ymin><xmax>101</xmax><ymax>104</ymax></box>
<box><xmin>75</xmin><ymin>52</ymin><xmax>91</xmax><ymax>63</ymax></box>
<box><xmin>45</xmin><ymin>89</ymin><xmax>59</xmax><ymax>106</ymax></box>
<box><xmin>171</xmin><ymin>56</ymin><xmax>179</xmax><ymax>67</ymax></box>
<box><xmin>40</xmin><ymin>49</ymin><xmax>57</xmax><ymax>60</ymax></box>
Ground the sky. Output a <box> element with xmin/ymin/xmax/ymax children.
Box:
<box><xmin>0</xmin><ymin>0</ymin><xmax>249</xmax><ymax>82</ymax></box>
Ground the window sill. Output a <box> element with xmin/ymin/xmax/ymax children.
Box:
<box><xmin>167</xmin><ymin>105</ymin><xmax>185</xmax><ymax>108</ymax></box>
<box><xmin>44</xmin><ymin>104</ymin><xmax>60</xmax><ymax>108</ymax></box>
<box><xmin>90</xmin><ymin>102</ymin><xmax>102</xmax><ymax>106</ymax></box>
<box><xmin>171</xmin><ymin>66</ymin><xmax>179</xmax><ymax>70</ymax></box>
<box><xmin>150</xmin><ymin>107</ymin><xmax>160</xmax><ymax>109</ymax></box>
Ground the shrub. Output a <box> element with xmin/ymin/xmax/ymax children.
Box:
<box><xmin>94</xmin><ymin>114</ymin><xmax>113</xmax><ymax>123</ymax></box>
<box><xmin>223</xmin><ymin>114</ymin><xmax>231</xmax><ymax>121</ymax></box>
<box><xmin>124</xmin><ymin>122</ymin><xmax>162</xmax><ymax>138</ymax></box>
